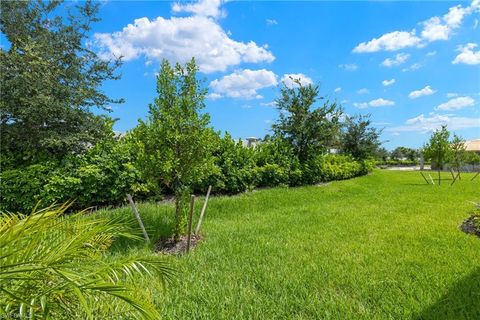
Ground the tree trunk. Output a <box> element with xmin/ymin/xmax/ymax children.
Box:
<box><xmin>174</xmin><ymin>195</ymin><xmax>181</xmax><ymax>241</ymax></box>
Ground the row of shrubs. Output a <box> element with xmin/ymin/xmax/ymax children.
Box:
<box><xmin>0</xmin><ymin>133</ymin><xmax>374</xmax><ymax>213</ymax></box>
<box><xmin>376</xmin><ymin>159</ymin><xmax>420</xmax><ymax>166</ymax></box>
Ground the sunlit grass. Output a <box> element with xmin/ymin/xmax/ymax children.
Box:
<box><xmin>101</xmin><ymin>170</ymin><xmax>480</xmax><ymax>319</ymax></box>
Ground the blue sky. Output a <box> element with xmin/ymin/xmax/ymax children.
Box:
<box><xmin>64</xmin><ymin>1</ymin><xmax>480</xmax><ymax>149</ymax></box>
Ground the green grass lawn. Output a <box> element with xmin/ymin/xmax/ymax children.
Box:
<box><xmin>100</xmin><ymin>170</ymin><xmax>480</xmax><ymax>319</ymax></box>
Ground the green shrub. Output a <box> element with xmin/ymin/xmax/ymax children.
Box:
<box><xmin>193</xmin><ymin>133</ymin><xmax>257</xmax><ymax>194</ymax></box>
<box><xmin>0</xmin><ymin>137</ymin><xmax>146</xmax><ymax>213</ymax></box>
<box><xmin>0</xmin><ymin>163</ymin><xmax>54</xmax><ymax>212</ymax></box>
<box><xmin>302</xmin><ymin>154</ymin><xmax>372</xmax><ymax>184</ymax></box>
<box><xmin>254</xmin><ymin>163</ymin><xmax>289</xmax><ymax>187</ymax></box>
<box><xmin>254</xmin><ymin>137</ymin><xmax>302</xmax><ymax>187</ymax></box>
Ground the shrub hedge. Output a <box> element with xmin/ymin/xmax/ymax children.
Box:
<box><xmin>1</xmin><ymin>135</ymin><xmax>374</xmax><ymax>213</ymax></box>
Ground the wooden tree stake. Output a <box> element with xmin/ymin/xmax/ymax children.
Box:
<box><xmin>420</xmin><ymin>172</ymin><xmax>429</xmax><ymax>184</ymax></box>
<box><xmin>126</xmin><ymin>194</ymin><xmax>150</xmax><ymax>242</ymax></box>
<box><xmin>471</xmin><ymin>171</ymin><xmax>480</xmax><ymax>181</ymax></box>
<box><xmin>451</xmin><ymin>172</ymin><xmax>460</xmax><ymax>186</ymax></box>
<box><xmin>186</xmin><ymin>195</ymin><xmax>195</xmax><ymax>253</ymax></box>
<box><xmin>428</xmin><ymin>174</ymin><xmax>435</xmax><ymax>185</ymax></box>
<box><xmin>195</xmin><ymin>185</ymin><xmax>212</xmax><ymax>235</ymax></box>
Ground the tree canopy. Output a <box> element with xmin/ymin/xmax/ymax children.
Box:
<box><xmin>132</xmin><ymin>59</ymin><xmax>215</xmax><ymax>239</ymax></box>
<box><xmin>272</xmin><ymin>78</ymin><xmax>343</xmax><ymax>163</ymax></box>
<box><xmin>341</xmin><ymin>114</ymin><xmax>382</xmax><ymax>160</ymax></box>
<box><xmin>0</xmin><ymin>0</ymin><xmax>122</xmax><ymax>165</ymax></box>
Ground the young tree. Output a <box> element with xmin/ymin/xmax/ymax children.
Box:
<box><xmin>450</xmin><ymin>134</ymin><xmax>466</xmax><ymax>179</ymax></box>
<box><xmin>423</xmin><ymin>125</ymin><xmax>451</xmax><ymax>184</ymax></box>
<box><xmin>0</xmin><ymin>0</ymin><xmax>122</xmax><ymax>165</ymax></box>
<box><xmin>341</xmin><ymin>114</ymin><xmax>382</xmax><ymax>160</ymax></box>
<box><xmin>133</xmin><ymin>59</ymin><xmax>214</xmax><ymax>240</ymax></box>
<box><xmin>272</xmin><ymin>78</ymin><xmax>343</xmax><ymax>163</ymax></box>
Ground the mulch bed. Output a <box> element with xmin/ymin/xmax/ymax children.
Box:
<box><xmin>460</xmin><ymin>216</ymin><xmax>480</xmax><ymax>238</ymax></box>
<box><xmin>155</xmin><ymin>234</ymin><xmax>203</xmax><ymax>255</ymax></box>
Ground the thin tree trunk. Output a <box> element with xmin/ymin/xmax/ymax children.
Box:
<box><xmin>186</xmin><ymin>195</ymin><xmax>195</xmax><ymax>253</ymax></box>
<box><xmin>438</xmin><ymin>170</ymin><xmax>441</xmax><ymax>185</ymax></box>
<box><xmin>174</xmin><ymin>195</ymin><xmax>181</xmax><ymax>241</ymax></box>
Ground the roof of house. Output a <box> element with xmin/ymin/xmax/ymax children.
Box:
<box><xmin>465</xmin><ymin>139</ymin><xmax>480</xmax><ymax>152</ymax></box>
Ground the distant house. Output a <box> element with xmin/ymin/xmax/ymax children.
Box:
<box><xmin>243</xmin><ymin>137</ymin><xmax>260</xmax><ymax>147</ymax></box>
<box><xmin>465</xmin><ymin>139</ymin><xmax>480</xmax><ymax>154</ymax></box>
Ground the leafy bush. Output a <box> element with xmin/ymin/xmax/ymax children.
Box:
<box><xmin>254</xmin><ymin>137</ymin><xmax>303</xmax><ymax>187</ymax></box>
<box><xmin>0</xmin><ymin>203</ymin><xmax>173</xmax><ymax>319</ymax></box>
<box><xmin>254</xmin><ymin>163</ymin><xmax>289</xmax><ymax>187</ymax></box>
<box><xmin>199</xmin><ymin>133</ymin><xmax>257</xmax><ymax>194</ymax></box>
<box><xmin>0</xmin><ymin>137</ymin><xmax>146</xmax><ymax>213</ymax></box>
<box><xmin>0</xmin><ymin>163</ymin><xmax>54</xmax><ymax>212</ymax></box>
<box><xmin>376</xmin><ymin>159</ymin><xmax>419</xmax><ymax>166</ymax></box>
<box><xmin>302</xmin><ymin>154</ymin><xmax>371</xmax><ymax>184</ymax></box>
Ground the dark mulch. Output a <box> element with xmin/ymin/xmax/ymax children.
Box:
<box><xmin>460</xmin><ymin>216</ymin><xmax>480</xmax><ymax>238</ymax></box>
<box><xmin>155</xmin><ymin>234</ymin><xmax>203</xmax><ymax>255</ymax></box>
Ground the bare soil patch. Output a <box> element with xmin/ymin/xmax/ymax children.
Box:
<box><xmin>155</xmin><ymin>234</ymin><xmax>203</xmax><ymax>255</ymax></box>
<box><xmin>460</xmin><ymin>215</ymin><xmax>480</xmax><ymax>238</ymax></box>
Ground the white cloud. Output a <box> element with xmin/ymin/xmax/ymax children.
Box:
<box><xmin>388</xmin><ymin>113</ymin><xmax>480</xmax><ymax>133</ymax></box>
<box><xmin>260</xmin><ymin>101</ymin><xmax>276</xmax><ymax>107</ymax></box>
<box><xmin>339</xmin><ymin>63</ymin><xmax>358</xmax><ymax>71</ymax></box>
<box><xmin>421</xmin><ymin>3</ymin><xmax>475</xmax><ymax>42</ymax></box>
<box><xmin>381</xmin><ymin>53</ymin><xmax>410</xmax><ymax>67</ymax></box>
<box><xmin>436</xmin><ymin>96</ymin><xmax>475</xmax><ymax>110</ymax></box>
<box><xmin>408</xmin><ymin>85</ymin><xmax>436</xmax><ymax>99</ymax></box>
<box><xmin>353</xmin><ymin>0</ymin><xmax>480</xmax><ymax>53</ymax></box>
<box><xmin>402</xmin><ymin>63</ymin><xmax>422</xmax><ymax>72</ymax></box>
<box><xmin>452</xmin><ymin>43</ymin><xmax>480</xmax><ymax>65</ymax></box>
<box><xmin>426</xmin><ymin>50</ymin><xmax>437</xmax><ymax>56</ymax></box>
<box><xmin>209</xmin><ymin>69</ymin><xmax>277</xmax><ymax>99</ymax></box>
<box><xmin>382</xmin><ymin>79</ymin><xmax>396</xmax><ymax>87</ymax></box>
<box><xmin>281</xmin><ymin>73</ymin><xmax>313</xmax><ymax>88</ymax></box>
<box><xmin>207</xmin><ymin>92</ymin><xmax>222</xmax><ymax>100</ymax></box>
<box><xmin>172</xmin><ymin>0</ymin><xmax>224</xmax><ymax>18</ymax></box>
<box><xmin>356</xmin><ymin>88</ymin><xmax>369</xmax><ymax>94</ymax></box>
<box><xmin>369</xmin><ymin>98</ymin><xmax>395</xmax><ymax>107</ymax></box>
<box><xmin>354</xmin><ymin>98</ymin><xmax>395</xmax><ymax>109</ymax></box>
<box><xmin>353</xmin><ymin>31</ymin><xmax>422</xmax><ymax>53</ymax></box>
<box><xmin>94</xmin><ymin>1</ymin><xmax>274</xmax><ymax>73</ymax></box>
<box><xmin>334</xmin><ymin>87</ymin><xmax>342</xmax><ymax>93</ymax></box>
<box><xmin>266</xmin><ymin>19</ymin><xmax>278</xmax><ymax>26</ymax></box>
<box><xmin>446</xmin><ymin>92</ymin><xmax>458</xmax><ymax>98</ymax></box>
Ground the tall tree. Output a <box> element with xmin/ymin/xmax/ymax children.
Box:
<box><xmin>341</xmin><ymin>114</ymin><xmax>382</xmax><ymax>160</ymax></box>
<box><xmin>450</xmin><ymin>133</ymin><xmax>466</xmax><ymax>179</ymax></box>
<box><xmin>272</xmin><ymin>78</ymin><xmax>342</xmax><ymax>163</ymax></box>
<box><xmin>133</xmin><ymin>59</ymin><xmax>214</xmax><ymax>240</ymax></box>
<box><xmin>423</xmin><ymin>125</ymin><xmax>451</xmax><ymax>184</ymax></box>
<box><xmin>0</xmin><ymin>0</ymin><xmax>122</xmax><ymax>165</ymax></box>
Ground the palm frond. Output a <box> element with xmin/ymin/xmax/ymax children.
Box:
<box><xmin>0</xmin><ymin>204</ymin><xmax>173</xmax><ymax>319</ymax></box>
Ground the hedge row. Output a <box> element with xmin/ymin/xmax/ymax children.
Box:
<box><xmin>0</xmin><ymin>136</ymin><xmax>374</xmax><ymax>213</ymax></box>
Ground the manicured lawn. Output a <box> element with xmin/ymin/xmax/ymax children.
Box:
<box><xmin>100</xmin><ymin>170</ymin><xmax>480</xmax><ymax>319</ymax></box>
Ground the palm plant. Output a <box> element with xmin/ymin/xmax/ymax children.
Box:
<box><xmin>0</xmin><ymin>203</ymin><xmax>173</xmax><ymax>319</ymax></box>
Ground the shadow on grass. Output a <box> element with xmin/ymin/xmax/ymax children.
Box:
<box><xmin>416</xmin><ymin>268</ymin><xmax>480</xmax><ymax>320</ymax></box>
